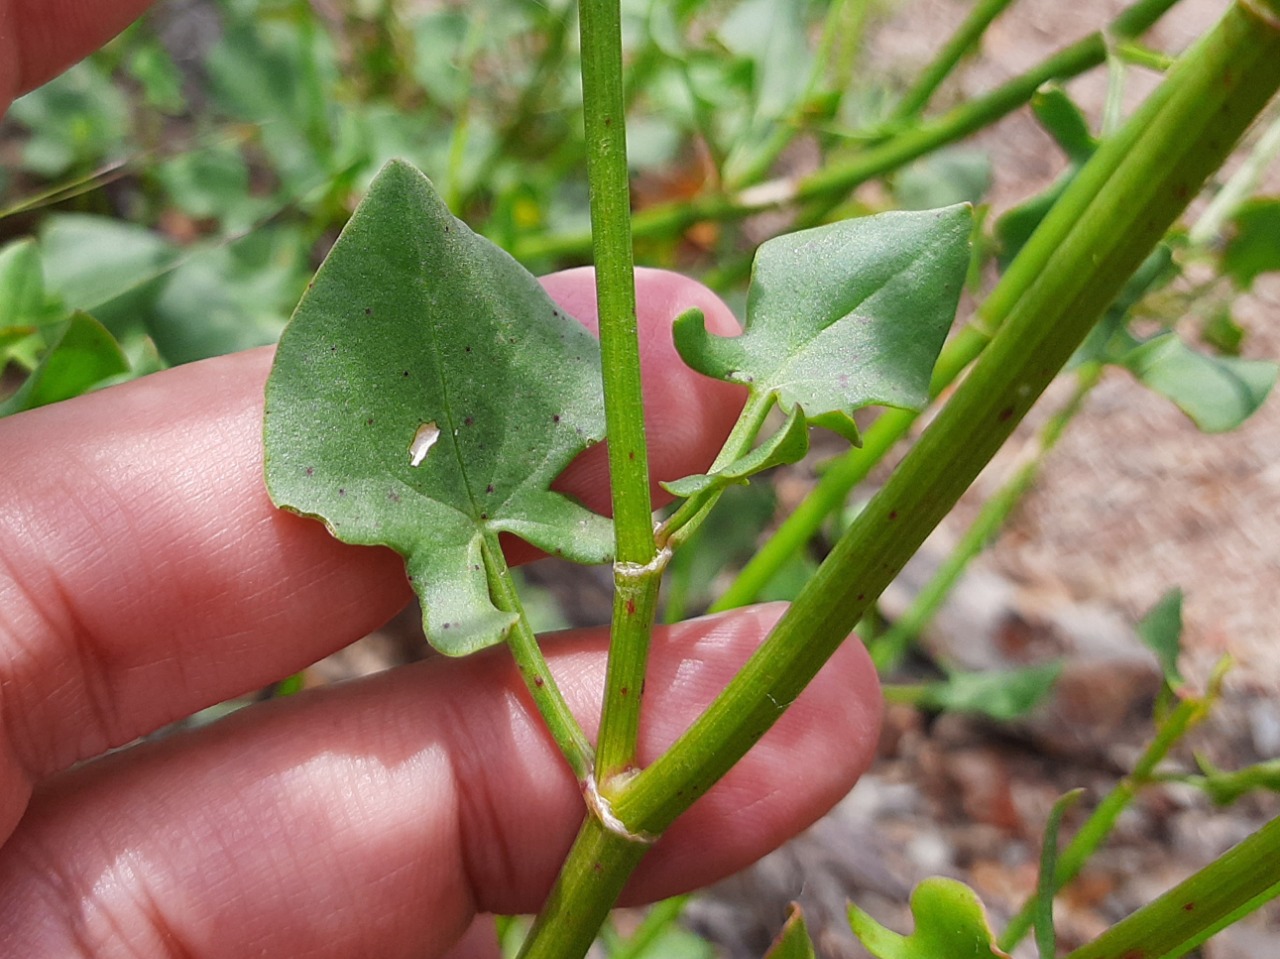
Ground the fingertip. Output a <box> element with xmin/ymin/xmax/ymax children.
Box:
<box><xmin>540</xmin><ymin>268</ymin><xmax>747</xmax><ymax>514</ymax></box>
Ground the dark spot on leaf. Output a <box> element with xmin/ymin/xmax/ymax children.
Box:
<box><xmin>1183</xmin><ymin>902</ymin><xmax>1195</xmax><ymax>911</ymax></box>
<box><xmin>592</xmin><ymin>862</ymin><xmax>603</xmax><ymax>874</ymax></box>
<box><xmin>998</xmin><ymin>406</ymin><xmax>1015</xmax><ymax>422</ymax></box>
<box><xmin>857</xmin><ymin>593</ymin><xmax>865</xmax><ymax>601</ymax></box>
<box><xmin>338</xmin><ymin>488</ymin><xmax>346</xmax><ymax>496</ymax></box>
<box><xmin>889</xmin><ymin>510</ymin><xmax>898</xmax><ymax>520</ymax></box>
<box><xmin>480</xmin><ymin>513</ymin><xmax>488</xmax><ymax>520</ymax></box>
<box><xmin>534</xmin><ymin>675</ymin><xmax>545</xmax><ymax>688</ymax></box>
<box><xmin>366</xmin><ymin>418</ymin><xmax>374</xmax><ymax>426</ymax></box>
<box><xmin>304</xmin><ymin>467</ymin><xmax>315</xmax><ymax>477</ymax></box>
<box><xmin>552</xmin><ymin>414</ymin><xmax>561</xmax><ymax>423</ymax></box>
<box><xmin>620</xmin><ymin>686</ymin><xmax>629</xmax><ymax>696</ymax></box>
<box><xmin>641</xmin><ymin>679</ymin><xmax>646</xmax><ymax>695</ymax></box>
<box><xmin>402</xmin><ymin>371</ymin><xmax>410</xmax><ymax>378</ymax></box>
<box><xmin>465</xmin><ymin>346</ymin><xmax>472</xmax><ymax>353</ymax></box>
<box><xmin>364</xmin><ymin>308</ymin><xmax>372</xmax><ymax>316</ymax></box>
<box><xmin>464</xmin><ymin>416</ymin><xmax>474</xmax><ymax>426</ymax></box>
<box><xmin>486</xmin><ymin>484</ymin><xmax>495</xmax><ymax>494</ymax></box>
<box><xmin>628</xmin><ymin>451</ymin><xmax>635</xmax><ymax>460</ymax></box>
<box><xmin>442</xmin><ymin>622</ymin><xmax>450</xmax><ymax>629</ymax></box>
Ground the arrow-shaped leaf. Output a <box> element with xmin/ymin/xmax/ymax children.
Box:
<box><xmin>264</xmin><ymin>160</ymin><xmax>612</xmax><ymax>655</ymax></box>
<box><xmin>674</xmin><ymin>205</ymin><xmax>972</xmax><ymax>443</ymax></box>
<box><xmin>848</xmin><ymin>878</ymin><xmax>1010</xmax><ymax>959</ymax></box>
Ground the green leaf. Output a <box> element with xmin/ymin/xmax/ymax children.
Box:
<box><xmin>1120</xmin><ymin>333</ymin><xmax>1276</xmax><ymax>433</ymax></box>
<box><xmin>0</xmin><ymin>239</ymin><xmax>58</xmax><ymax>332</ymax></box>
<box><xmin>674</xmin><ymin>205</ymin><xmax>972</xmax><ymax>443</ymax></box>
<box><xmin>661</xmin><ymin>404</ymin><xmax>809</xmax><ymax>498</ymax></box>
<box><xmin>1137</xmin><ymin>587</ymin><xmax>1185</xmax><ymax>687</ymax></box>
<box><xmin>917</xmin><ymin>662</ymin><xmax>1062</xmax><ymax>721</ymax></box>
<box><xmin>1031</xmin><ymin>87</ymin><xmax>1097</xmax><ymax>164</ymax></box>
<box><xmin>0</xmin><ymin>312</ymin><xmax>129</xmax><ymax>417</ymax></box>
<box><xmin>1223</xmin><ymin>198</ymin><xmax>1280</xmax><ymax>289</ymax></box>
<box><xmin>1035</xmin><ymin>789</ymin><xmax>1084</xmax><ymax>959</ymax></box>
<box><xmin>764</xmin><ymin>904</ymin><xmax>816</xmax><ymax>959</ymax></box>
<box><xmin>264</xmin><ymin>161</ymin><xmax>612</xmax><ymax>655</ymax></box>
<box><xmin>895</xmin><ymin>149</ymin><xmax>992</xmax><ymax>211</ymax></box>
<box><xmin>848</xmin><ymin>878</ymin><xmax>1010</xmax><ymax>959</ymax></box>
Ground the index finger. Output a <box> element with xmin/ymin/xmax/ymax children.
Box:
<box><xmin>0</xmin><ymin>0</ymin><xmax>154</xmax><ymax>113</ymax></box>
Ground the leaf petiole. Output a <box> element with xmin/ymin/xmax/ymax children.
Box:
<box><xmin>481</xmin><ymin>530</ymin><xmax>595</xmax><ymax>782</ymax></box>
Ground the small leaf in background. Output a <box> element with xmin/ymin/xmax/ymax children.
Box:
<box><xmin>674</xmin><ymin>205</ymin><xmax>972</xmax><ymax>442</ymax></box>
<box><xmin>918</xmin><ymin>662</ymin><xmax>1063</xmax><ymax>721</ymax></box>
<box><xmin>1035</xmin><ymin>789</ymin><xmax>1084</xmax><ymax>959</ymax></box>
<box><xmin>1030</xmin><ymin>87</ymin><xmax>1097</xmax><ymax>163</ymax></box>
<box><xmin>763</xmin><ymin>904</ymin><xmax>817</xmax><ymax>959</ymax></box>
<box><xmin>264</xmin><ymin>161</ymin><xmax>612</xmax><ymax>655</ymax></box>
<box><xmin>1137</xmin><ymin>587</ymin><xmax>1185</xmax><ymax>688</ymax></box>
<box><xmin>661</xmin><ymin>404</ymin><xmax>808</xmax><ymax>498</ymax></box>
<box><xmin>1120</xmin><ymin>334</ymin><xmax>1276</xmax><ymax>433</ymax></box>
<box><xmin>39</xmin><ymin>214</ymin><xmax>177</xmax><ymax>315</ymax></box>
<box><xmin>1222</xmin><ymin>197</ymin><xmax>1280</xmax><ymax>289</ymax></box>
<box><xmin>894</xmin><ymin>148</ymin><xmax>992</xmax><ymax>211</ymax></box>
<box><xmin>5</xmin><ymin>60</ymin><xmax>130</xmax><ymax>176</ymax></box>
<box><xmin>848</xmin><ymin>878</ymin><xmax>1010</xmax><ymax>959</ymax></box>
<box><xmin>0</xmin><ymin>312</ymin><xmax>129</xmax><ymax>417</ymax></box>
<box><xmin>1200</xmin><ymin>310</ymin><xmax>1246</xmax><ymax>356</ymax></box>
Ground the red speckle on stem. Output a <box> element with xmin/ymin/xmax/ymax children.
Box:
<box><xmin>888</xmin><ymin>510</ymin><xmax>898</xmax><ymax>520</ymax></box>
<box><xmin>626</xmin><ymin>598</ymin><xmax>636</xmax><ymax>615</ymax></box>
<box><xmin>620</xmin><ymin>686</ymin><xmax>629</xmax><ymax>697</ymax></box>
<box><xmin>1183</xmin><ymin>902</ymin><xmax>1196</xmax><ymax>911</ymax></box>
<box><xmin>534</xmin><ymin>676</ymin><xmax>545</xmax><ymax>688</ymax></box>
<box><xmin>998</xmin><ymin>406</ymin><xmax>1015</xmax><ymax>422</ymax></box>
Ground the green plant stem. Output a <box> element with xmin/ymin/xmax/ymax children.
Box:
<box><xmin>607</xmin><ymin>895</ymin><xmax>691</xmax><ymax>959</ymax></box>
<box><xmin>1064</xmin><ymin>815</ymin><xmax>1280</xmax><ymax>959</ymax></box>
<box><xmin>872</xmin><ymin>361</ymin><xmax>1102</xmax><ymax>670</ymax></box>
<box><xmin>711</xmin><ymin>324</ymin><xmax>990</xmax><ymax>613</ymax></box>
<box><xmin>999</xmin><ymin>673</ymin><xmax>1221</xmax><ymax>950</ymax></box>
<box><xmin>578</xmin><ymin>0</ymin><xmax>658</xmax><ymax>786</ymax></box>
<box><xmin>518</xmin><ymin>817</ymin><xmax>651</xmax><ymax>959</ymax></box>
<box><xmin>1189</xmin><ymin>103</ymin><xmax>1280</xmax><ymax>246</ymax></box>
<box><xmin>521</xmin><ymin>1</ymin><xmax>1280</xmax><ymax>953</ymax></box>
<box><xmin>482</xmin><ymin>532</ymin><xmax>594</xmax><ymax>782</ymax></box>
<box><xmin>513</xmin><ymin>0</ymin><xmax>1183</xmax><ymax>263</ymax></box>
<box><xmin>656</xmin><ymin>390</ymin><xmax>776</xmax><ymax>549</ymax></box>
<box><xmin>890</xmin><ymin>0</ymin><xmax>1020</xmax><ymax>121</ymax></box>
<box><xmin>624</xmin><ymin>0</ymin><xmax>1278</xmax><ymax>927</ymax></box>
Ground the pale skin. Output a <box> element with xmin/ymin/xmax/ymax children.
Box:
<box><xmin>0</xmin><ymin>6</ymin><xmax>883</xmax><ymax>957</ymax></box>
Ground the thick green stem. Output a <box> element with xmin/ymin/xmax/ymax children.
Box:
<box><xmin>513</xmin><ymin>0</ymin><xmax>1183</xmax><ymax>263</ymax></box>
<box><xmin>483</xmin><ymin>533</ymin><xmax>594</xmax><ymax>782</ymax></box>
<box><xmin>890</xmin><ymin>0</ymin><xmax>1020</xmax><ymax>121</ymax></box>
<box><xmin>872</xmin><ymin>362</ymin><xmax>1102</xmax><ymax>669</ymax></box>
<box><xmin>517</xmin><ymin>817</ymin><xmax>650</xmax><ymax>959</ymax></box>
<box><xmin>1064</xmin><ymin>815</ymin><xmax>1280</xmax><ymax>959</ymax></box>
<box><xmin>616</xmin><ymin>0</ymin><xmax>1280</xmax><ymax>837</ymax></box>
<box><xmin>579</xmin><ymin>0</ymin><xmax>657</xmax><ymax>783</ymax></box>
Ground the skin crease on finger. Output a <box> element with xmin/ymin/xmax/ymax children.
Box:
<box><xmin>0</xmin><ymin>605</ymin><xmax>881</xmax><ymax>958</ymax></box>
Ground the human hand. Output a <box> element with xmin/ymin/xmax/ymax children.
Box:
<box><xmin>0</xmin><ymin>10</ymin><xmax>882</xmax><ymax>956</ymax></box>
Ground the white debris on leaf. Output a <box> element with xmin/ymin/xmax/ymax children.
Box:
<box><xmin>409</xmin><ymin>422</ymin><xmax>440</xmax><ymax>466</ymax></box>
